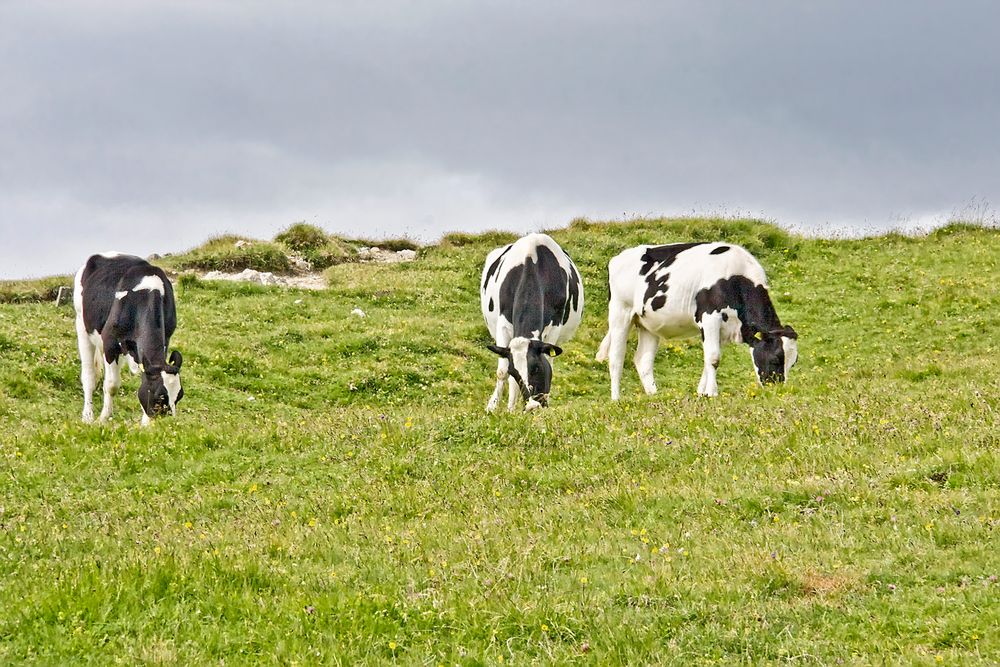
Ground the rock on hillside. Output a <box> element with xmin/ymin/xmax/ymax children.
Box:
<box><xmin>202</xmin><ymin>269</ymin><xmax>328</xmax><ymax>290</ymax></box>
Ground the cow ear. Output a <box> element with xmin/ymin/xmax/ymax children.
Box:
<box><xmin>487</xmin><ymin>344</ymin><xmax>510</xmax><ymax>357</ymax></box>
<box><xmin>542</xmin><ymin>344</ymin><xmax>563</xmax><ymax>357</ymax></box>
<box><xmin>168</xmin><ymin>350</ymin><xmax>183</xmax><ymax>371</ymax></box>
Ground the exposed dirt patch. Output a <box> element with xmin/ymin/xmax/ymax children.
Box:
<box><xmin>800</xmin><ymin>571</ymin><xmax>856</xmax><ymax>598</ymax></box>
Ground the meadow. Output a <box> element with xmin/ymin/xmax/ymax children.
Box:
<box><xmin>0</xmin><ymin>217</ymin><xmax>998</xmax><ymax>665</ymax></box>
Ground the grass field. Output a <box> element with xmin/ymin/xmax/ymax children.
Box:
<box><xmin>1</xmin><ymin>217</ymin><xmax>998</xmax><ymax>665</ymax></box>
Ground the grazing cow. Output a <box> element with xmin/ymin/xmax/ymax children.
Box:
<box><xmin>74</xmin><ymin>252</ymin><xmax>184</xmax><ymax>425</ymax></box>
<box><xmin>596</xmin><ymin>242</ymin><xmax>797</xmax><ymax>398</ymax></box>
<box><xmin>481</xmin><ymin>233</ymin><xmax>584</xmax><ymax>412</ymax></box>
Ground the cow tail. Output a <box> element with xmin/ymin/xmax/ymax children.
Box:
<box><xmin>595</xmin><ymin>331</ymin><xmax>611</xmax><ymax>362</ymax></box>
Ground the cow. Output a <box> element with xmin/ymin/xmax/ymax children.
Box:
<box><xmin>481</xmin><ymin>233</ymin><xmax>584</xmax><ymax>412</ymax></box>
<box><xmin>73</xmin><ymin>252</ymin><xmax>184</xmax><ymax>425</ymax></box>
<box><xmin>596</xmin><ymin>242</ymin><xmax>797</xmax><ymax>399</ymax></box>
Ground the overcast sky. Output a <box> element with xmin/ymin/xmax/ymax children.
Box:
<box><xmin>2</xmin><ymin>1</ymin><xmax>999</xmax><ymax>279</ymax></box>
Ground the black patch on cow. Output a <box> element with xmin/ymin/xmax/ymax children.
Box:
<box><xmin>642</xmin><ymin>270</ymin><xmax>669</xmax><ymax>315</ymax></box>
<box><xmin>695</xmin><ymin>275</ymin><xmax>795</xmax><ymax>384</ymax></box>
<box><xmin>721</xmin><ymin>312</ymin><xmax>728</xmax><ymax>321</ymax></box>
<box><xmin>483</xmin><ymin>244</ymin><xmax>513</xmax><ymax>290</ymax></box>
<box><xmin>563</xmin><ymin>261</ymin><xmax>581</xmax><ymax>323</ymax></box>
<box><xmin>639</xmin><ymin>242</ymin><xmax>704</xmax><ymax>275</ymax></box>
<box><xmin>498</xmin><ymin>245</ymin><xmax>576</xmax><ymax>337</ymax></box>
<box><xmin>81</xmin><ymin>255</ymin><xmax>178</xmax><ymax>361</ymax></box>
<box><xmin>639</xmin><ymin>243</ymin><xmax>704</xmax><ymax>313</ymax></box>
<box><xmin>710</xmin><ymin>245</ymin><xmax>730</xmax><ymax>255</ymax></box>
<box><xmin>488</xmin><ymin>297</ymin><xmax>494</xmax><ymax>312</ymax></box>
<box><xmin>694</xmin><ymin>275</ymin><xmax>782</xmax><ymax>341</ymax></box>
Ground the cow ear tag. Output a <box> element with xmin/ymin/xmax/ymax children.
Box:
<box><xmin>548</xmin><ymin>348</ymin><xmax>558</xmax><ymax>357</ymax></box>
<box><xmin>753</xmin><ymin>331</ymin><xmax>763</xmax><ymax>341</ymax></box>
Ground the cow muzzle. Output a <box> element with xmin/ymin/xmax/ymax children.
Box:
<box><xmin>524</xmin><ymin>394</ymin><xmax>549</xmax><ymax>411</ymax></box>
<box><xmin>760</xmin><ymin>372</ymin><xmax>784</xmax><ymax>385</ymax></box>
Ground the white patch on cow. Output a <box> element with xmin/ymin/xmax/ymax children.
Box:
<box><xmin>99</xmin><ymin>251</ymin><xmax>123</xmax><ymax>258</ymax></box>
<box><xmin>73</xmin><ymin>263</ymin><xmax>85</xmax><ymax>315</ymax></box>
<box><xmin>782</xmin><ymin>336</ymin><xmax>798</xmax><ymax>377</ymax></box>
<box><xmin>508</xmin><ymin>337</ymin><xmax>532</xmax><ymax>395</ymax></box>
<box><xmin>524</xmin><ymin>398</ymin><xmax>543</xmax><ymax>412</ymax></box>
<box><xmin>115</xmin><ymin>290</ymin><xmax>128</xmax><ymax>300</ymax></box>
<box><xmin>719</xmin><ymin>307</ymin><xmax>742</xmax><ymax>344</ymax></box>
<box><xmin>132</xmin><ymin>274</ymin><xmax>165</xmax><ymax>294</ymax></box>
<box><xmin>141</xmin><ymin>411</ymin><xmax>151</xmax><ymax>427</ymax></box>
<box><xmin>161</xmin><ymin>371</ymin><xmax>181</xmax><ymax>415</ymax></box>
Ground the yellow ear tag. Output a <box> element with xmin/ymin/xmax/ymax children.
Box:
<box><xmin>548</xmin><ymin>348</ymin><xmax>557</xmax><ymax>357</ymax></box>
<box><xmin>754</xmin><ymin>331</ymin><xmax>763</xmax><ymax>341</ymax></box>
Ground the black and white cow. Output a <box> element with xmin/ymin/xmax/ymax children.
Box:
<box><xmin>596</xmin><ymin>242</ymin><xmax>797</xmax><ymax>399</ymax></box>
<box><xmin>74</xmin><ymin>252</ymin><xmax>184</xmax><ymax>425</ymax></box>
<box><xmin>481</xmin><ymin>233</ymin><xmax>584</xmax><ymax>412</ymax></box>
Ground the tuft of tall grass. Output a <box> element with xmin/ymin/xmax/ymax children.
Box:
<box><xmin>166</xmin><ymin>235</ymin><xmax>292</xmax><ymax>273</ymax></box>
<box><xmin>0</xmin><ymin>275</ymin><xmax>73</xmax><ymax>304</ymax></box>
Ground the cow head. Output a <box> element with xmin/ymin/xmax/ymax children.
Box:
<box><xmin>139</xmin><ymin>350</ymin><xmax>184</xmax><ymax>419</ymax></box>
<box><xmin>749</xmin><ymin>326</ymin><xmax>798</xmax><ymax>385</ymax></box>
<box><xmin>488</xmin><ymin>337</ymin><xmax>563</xmax><ymax>410</ymax></box>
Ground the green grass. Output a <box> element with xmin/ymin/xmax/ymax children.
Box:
<box><xmin>0</xmin><ymin>275</ymin><xmax>72</xmax><ymax>305</ymax></box>
<box><xmin>1</xmin><ymin>217</ymin><xmax>999</xmax><ymax>664</ymax></box>
<box><xmin>275</xmin><ymin>222</ymin><xmax>356</xmax><ymax>269</ymax></box>
<box><xmin>162</xmin><ymin>234</ymin><xmax>293</xmax><ymax>274</ymax></box>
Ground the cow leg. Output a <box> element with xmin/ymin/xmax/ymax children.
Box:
<box><xmin>606</xmin><ymin>303</ymin><xmax>632</xmax><ymax>400</ymax></box>
<box><xmin>486</xmin><ymin>331</ymin><xmax>512</xmax><ymax>413</ymax></box>
<box><xmin>507</xmin><ymin>376</ymin><xmax>519</xmax><ymax>412</ymax></box>
<box><xmin>698</xmin><ymin>315</ymin><xmax>723</xmax><ymax>397</ymax></box>
<box><xmin>634</xmin><ymin>327</ymin><xmax>660</xmax><ymax>395</ymax></box>
<box><xmin>486</xmin><ymin>357</ymin><xmax>509</xmax><ymax>413</ymax></box>
<box><xmin>76</xmin><ymin>318</ymin><xmax>97</xmax><ymax>423</ymax></box>
<box><xmin>98</xmin><ymin>358</ymin><xmax>122</xmax><ymax>422</ymax></box>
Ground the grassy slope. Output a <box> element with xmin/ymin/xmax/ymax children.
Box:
<box><xmin>0</xmin><ymin>218</ymin><xmax>998</xmax><ymax>665</ymax></box>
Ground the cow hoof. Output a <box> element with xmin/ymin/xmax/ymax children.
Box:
<box><xmin>81</xmin><ymin>411</ymin><xmax>94</xmax><ymax>423</ymax></box>
<box><xmin>98</xmin><ymin>413</ymin><xmax>111</xmax><ymax>423</ymax></box>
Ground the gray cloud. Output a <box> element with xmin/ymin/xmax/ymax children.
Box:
<box><xmin>2</xmin><ymin>1</ymin><xmax>999</xmax><ymax>278</ymax></box>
